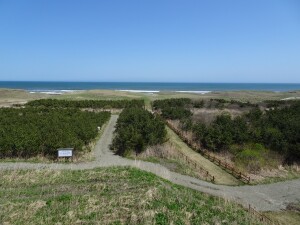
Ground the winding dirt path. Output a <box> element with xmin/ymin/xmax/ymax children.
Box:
<box><xmin>0</xmin><ymin>115</ymin><xmax>299</xmax><ymax>212</ymax></box>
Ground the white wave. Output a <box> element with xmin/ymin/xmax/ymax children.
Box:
<box><xmin>60</xmin><ymin>90</ymin><xmax>79</xmax><ymax>92</ymax></box>
<box><xmin>37</xmin><ymin>92</ymin><xmax>63</xmax><ymax>95</ymax></box>
<box><xmin>175</xmin><ymin>91</ymin><xmax>211</xmax><ymax>94</ymax></box>
<box><xmin>28</xmin><ymin>90</ymin><xmax>79</xmax><ymax>95</ymax></box>
<box><xmin>117</xmin><ymin>90</ymin><xmax>160</xmax><ymax>93</ymax></box>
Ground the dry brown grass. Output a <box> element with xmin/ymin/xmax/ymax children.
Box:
<box><xmin>139</xmin><ymin>143</ymin><xmax>177</xmax><ymax>159</ymax></box>
<box><xmin>191</xmin><ymin>108</ymin><xmax>249</xmax><ymax>124</ymax></box>
<box><xmin>0</xmin><ymin>89</ymin><xmax>49</xmax><ymax>107</ymax></box>
<box><xmin>264</xmin><ymin>203</ymin><xmax>300</xmax><ymax>225</ymax></box>
<box><xmin>136</xmin><ymin>143</ymin><xmax>209</xmax><ymax>180</ymax></box>
<box><xmin>249</xmin><ymin>164</ymin><xmax>300</xmax><ymax>184</ymax></box>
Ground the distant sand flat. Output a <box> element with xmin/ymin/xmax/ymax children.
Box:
<box><xmin>281</xmin><ymin>97</ymin><xmax>300</xmax><ymax>100</ymax></box>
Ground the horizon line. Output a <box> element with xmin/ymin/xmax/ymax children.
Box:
<box><xmin>1</xmin><ymin>80</ymin><xmax>300</xmax><ymax>84</ymax></box>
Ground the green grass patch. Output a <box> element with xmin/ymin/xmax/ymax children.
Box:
<box><xmin>232</xmin><ymin>143</ymin><xmax>281</xmax><ymax>173</ymax></box>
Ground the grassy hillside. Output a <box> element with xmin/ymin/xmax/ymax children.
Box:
<box><xmin>0</xmin><ymin>167</ymin><xmax>260</xmax><ymax>225</ymax></box>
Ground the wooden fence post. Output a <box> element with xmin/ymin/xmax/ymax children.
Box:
<box><xmin>166</xmin><ymin>117</ymin><xmax>252</xmax><ymax>184</ymax></box>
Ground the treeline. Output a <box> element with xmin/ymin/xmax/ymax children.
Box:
<box><xmin>152</xmin><ymin>98</ymin><xmax>256</xmax><ymax>120</ymax></box>
<box><xmin>111</xmin><ymin>108</ymin><xmax>166</xmax><ymax>156</ymax></box>
<box><xmin>153</xmin><ymin>98</ymin><xmax>256</xmax><ymax>111</ymax></box>
<box><xmin>211</xmin><ymin>98</ymin><xmax>256</xmax><ymax>108</ymax></box>
<box><xmin>26</xmin><ymin>99</ymin><xmax>145</xmax><ymax>109</ymax></box>
<box><xmin>152</xmin><ymin>98</ymin><xmax>192</xmax><ymax>109</ymax></box>
<box><xmin>264</xmin><ymin>99</ymin><xmax>299</xmax><ymax>108</ymax></box>
<box><xmin>0</xmin><ymin>108</ymin><xmax>110</xmax><ymax>158</ymax></box>
<box><xmin>154</xmin><ymin>98</ymin><xmax>300</xmax><ymax>163</ymax></box>
<box><xmin>191</xmin><ymin>114</ymin><xmax>249</xmax><ymax>151</ymax></box>
<box><xmin>152</xmin><ymin>98</ymin><xmax>192</xmax><ymax>120</ymax></box>
<box><xmin>189</xmin><ymin>102</ymin><xmax>300</xmax><ymax>163</ymax></box>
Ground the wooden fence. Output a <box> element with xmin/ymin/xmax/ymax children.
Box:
<box><xmin>174</xmin><ymin>151</ymin><xmax>215</xmax><ymax>182</ymax></box>
<box><xmin>165</xmin><ymin>120</ymin><xmax>251</xmax><ymax>184</ymax></box>
<box><xmin>248</xmin><ymin>204</ymin><xmax>278</xmax><ymax>225</ymax></box>
<box><xmin>153</xmin><ymin>113</ymin><xmax>279</xmax><ymax>224</ymax></box>
<box><xmin>201</xmin><ymin>149</ymin><xmax>250</xmax><ymax>183</ymax></box>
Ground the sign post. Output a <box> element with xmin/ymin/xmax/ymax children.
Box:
<box><xmin>57</xmin><ymin>148</ymin><xmax>73</xmax><ymax>161</ymax></box>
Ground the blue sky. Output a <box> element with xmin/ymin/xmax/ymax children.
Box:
<box><xmin>0</xmin><ymin>0</ymin><xmax>299</xmax><ymax>82</ymax></box>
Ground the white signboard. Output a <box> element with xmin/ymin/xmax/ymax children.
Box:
<box><xmin>58</xmin><ymin>149</ymin><xmax>73</xmax><ymax>157</ymax></box>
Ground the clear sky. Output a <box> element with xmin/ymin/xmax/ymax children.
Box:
<box><xmin>0</xmin><ymin>0</ymin><xmax>299</xmax><ymax>82</ymax></box>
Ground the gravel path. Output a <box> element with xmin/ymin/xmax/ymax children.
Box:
<box><xmin>0</xmin><ymin>115</ymin><xmax>299</xmax><ymax>212</ymax></box>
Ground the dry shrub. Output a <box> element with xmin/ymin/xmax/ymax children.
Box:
<box><xmin>138</xmin><ymin>143</ymin><xmax>178</xmax><ymax>159</ymax></box>
<box><xmin>191</xmin><ymin>108</ymin><xmax>247</xmax><ymax>125</ymax></box>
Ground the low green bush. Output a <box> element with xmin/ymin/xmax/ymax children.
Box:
<box><xmin>111</xmin><ymin>108</ymin><xmax>166</xmax><ymax>156</ymax></box>
<box><xmin>161</xmin><ymin>107</ymin><xmax>192</xmax><ymax>120</ymax></box>
<box><xmin>0</xmin><ymin>108</ymin><xmax>110</xmax><ymax>158</ymax></box>
<box><xmin>152</xmin><ymin>98</ymin><xmax>191</xmax><ymax>109</ymax></box>
<box><xmin>26</xmin><ymin>99</ymin><xmax>145</xmax><ymax>109</ymax></box>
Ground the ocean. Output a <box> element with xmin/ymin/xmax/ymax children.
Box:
<box><xmin>0</xmin><ymin>81</ymin><xmax>300</xmax><ymax>94</ymax></box>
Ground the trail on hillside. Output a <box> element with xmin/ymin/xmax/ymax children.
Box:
<box><xmin>0</xmin><ymin>115</ymin><xmax>299</xmax><ymax>212</ymax></box>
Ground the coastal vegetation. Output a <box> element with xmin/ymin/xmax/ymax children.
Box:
<box><xmin>0</xmin><ymin>108</ymin><xmax>110</xmax><ymax>158</ymax></box>
<box><xmin>111</xmin><ymin>108</ymin><xmax>166</xmax><ymax>156</ymax></box>
<box><xmin>0</xmin><ymin>92</ymin><xmax>298</xmax><ymax>224</ymax></box>
<box><xmin>152</xmin><ymin>98</ymin><xmax>192</xmax><ymax>120</ymax></box>
<box><xmin>1</xmin><ymin>88</ymin><xmax>300</xmax><ymax>109</ymax></box>
<box><xmin>191</xmin><ymin>101</ymin><xmax>300</xmax><ymax>163</ymax></box>
<box><xmin>26</xmin><ymin>98</ymin><xmax>145</xmax><ymax>109</ymax></box>
<box><xmin>0</xmin><ymin>167</ymin><xmax>260</xmax><ymax>225</ymax></box>
<box><xmin>153</xmin><ymin>98</ymin><xmax>300</xmax><ymax>171</ymax></box>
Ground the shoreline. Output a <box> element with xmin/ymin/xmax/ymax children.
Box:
<box><xmin>1</xmin><ymin>88</ymin><xmax>300</xmax><ymax>108</ymax></box>
<box><xmin>1</xmin><ymin>87</ymin><xmax>300</xmax><ymax>94</ymax></box>
<box><xmin>1</xmin><ymin>81</ymin><xmax>300</xmax><ymax>93</ymax></box>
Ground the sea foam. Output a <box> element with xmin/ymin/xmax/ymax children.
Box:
<box><xmin>29</xmin><ymin>90</ymin><xmax>79</xmax><ymax>95</ymax></box>
<box><xmin>117</xmin><ymin>90</ymin><xmax>160</xmax><ymax>93</ymax></box>
<box><xmin>175</xmin><ymin>91</ymin><xmax>211</xmax><ymax>94</ymax></box>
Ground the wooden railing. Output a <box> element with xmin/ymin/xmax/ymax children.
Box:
<box><xmin>174</xmin><ymin>151</ymin><xmax>215</xmax><ymax>182</ymax></box>
<box><xmin>165</xmin><ymin>119</ymin><xmax>251</xmax><ymax>184</ymax></box>
<box><xmin>248</xmin><ymin>204</ymin><xmax>278</xmax><ymax>225</ymax></box>
<box><xmin>201</xmin><ymin>149</ymin><xmax>250</xmax><ymax>183</ymax></box>
<box><xmin>153</xmin><ymin>113</ymin><xmax>279</xmax><ymax>224</ymax></box>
